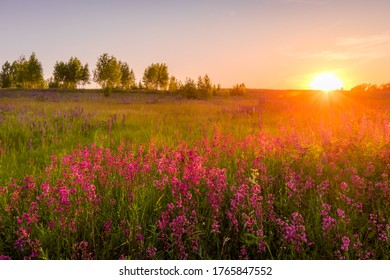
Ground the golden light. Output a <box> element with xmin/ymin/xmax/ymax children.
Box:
<box><xmin>309</xmin><ymin>73</ymin><xmax>344</xmax><ymax>91</ymax></box>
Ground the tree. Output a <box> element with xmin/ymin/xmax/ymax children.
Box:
<box><xmin>351</xmin><ymin>83</ymin><xmax>379</xmax><ymax>92</ymax></box>
<box><xmin>142</xmin><ymin>63</ymin><xmax>169</xmax><ymax>90</ymax></box>
<box><xmin>6</xmin><ymin>53</ymin><xmax>45</xmax><ymax>88</ymax></box>
<box><xmin>181</xmin><ymin>77</ymin><xmax>197</xmax><ymax>98</ymax></box>
<box><xmin>80</xmin><ymin>64</ymin><xmax>90</xmax><ymax>87</ymax></box>
<box><xmin>53</xmin><ymin>61</ymin><xmax>67</xmax><ymax>88</ymax></box>
<box><xmin>66</xmin><ymin>57</ymin><xmax>82</xmax><ymax>88</ymax></box>
<box><xmin>25</xmin><ymin>52</ymin><xmax>45</xmax><ymax>88</ymax></box>
<box><xmin>12</xmin><ymin>56</ymin><xmax>28</xmax><ymax>88</ymax></box>
<box><xmin>93</xmin><ymin>53</ymin><xmax>122</xmax><ymax>95</ymax></box>
<box><xmin>380</xmin><ymin>83</ymin><xmax>390</xmax><ymax>91</ymax></box>
<box><xmin>197</xmin><ymin>74</ymin><xmax>213</xmax><ymax>98</ymax></box>
<box><xmin>52</xmin><ymin>57</ymin><xmax>90</xmax><ymax>89</ymax></box>
<box><xmin>230</xmin><ymin>83</ymin><xmax>246</xmax><ymax>96</ymax></box>
<box><xmin>0</xmin><ymin>61</ymin><xmax>13</xmax><ymax>88</ymax></box>
<box><xmin>118</xmin><ymin>61</ymin><xmax>136</xmax><ymax>90</ymax></box>
<box><xmin>168</xmin><ymin>76</ymin><xmax>180</xmax><ymax>93</ymax></box>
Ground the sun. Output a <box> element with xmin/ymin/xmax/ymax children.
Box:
<box><xmin>309</xmin><ymin>73</ymin><xmax>344</xmax><ymax>91</ymax></box>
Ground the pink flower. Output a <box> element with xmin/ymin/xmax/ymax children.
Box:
<box><xmin>341</xmin><ymin>236</ymin><xmax>350</xmax><ymax>251</ymax></box>
<box><xmin>146</xmin><ymin>247</ymin><xmax>157</xmax><ymax>259</ymax></box>
<box><xmin>336</xmin><ymin>209</ymin><xmax>345</xmax><ymax>218</ymax></box>
<box><xmin>136</xmin><ymin>234</ymin><xmax>143</xmax><ymax>241</ymax></box>
<box><xmin>104</xmin><ymin>220</ymin><xmax>113</xmax><ymax>234</ymax></box>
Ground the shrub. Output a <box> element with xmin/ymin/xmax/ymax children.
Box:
<box><xmin>230</xmin><ymin>83</ymin><xmax>246</xmax><ymax>96</ymax></box>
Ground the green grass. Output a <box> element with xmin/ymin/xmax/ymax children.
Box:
<box><xmin>0</xmin><ymin>89</ymin><xmax>264</xmax><ymax>184</ymax></box>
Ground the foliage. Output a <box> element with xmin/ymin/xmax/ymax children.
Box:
<box><xmin>351</xmin><ymin>83</ymin><xmax>379</xmax><ymax>92</ymax></box>
<box><xmin>197</xmin><ymin>74</ymin><xmax>213</xmax><ymax>98</ymax></box>
<box><xmin>350</xmin><ymin>82</ymin><xmax>390</xmax><ymax>92</ymax></box>
<box><xmin>24</xmin><ymin>53</ymin><xmax>45</xmax><ymax>88</ymax></box>
<box><xmin>0</xmin><ymin>53</ymin><xmax>45</xmax><ymax>88</ymax></box>
<box><xmin>52</xmin><ymin>57</ymin><xmax>90</xmax><ymax>89</ymax></box>
<box><xmin>93</xmin><ymin>53</ymin><xmax>122</xmax><ymax>94</ymax></box>
<box><xmin>180</xmin><ymin>75</ymin><xmax>216</xmax><ymax>99</ymax></box>
<box><xmin>118</xmin><ymin>61</ymin><xmax>136</xmax><ymax>90</ymax></box>
<box><xmin>142</xmin><ymin>63</ymin><xmax>169</xmax><ymax>90</ymax></box>
<box><xmin>380</xmin><ymin>83</ymin><xmax>390</xmax><ymax>91</ymax></box>
<box><xmin>230</xmin><ymin>83</ymin><xmax>246</xmax><ymax>96</ymax></box>
<box><xmin>168</xmin><ymin>76</ymin><xmax>180</xmax><ymax>93</ymax></box>
<box><xmin>0</xmin><ymin>61</ymin><xmax>13</xmax><ymax>88</ymax></box>
<box><xmin>181</xmin><ymin>77</ymin><xmax>198</xmax><ymax>98</ymax></box>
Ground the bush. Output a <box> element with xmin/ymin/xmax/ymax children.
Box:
<box><xmin>181</xmin><ymin>78</ymin><xmax>197</xmax><ymax>99</ymax></box>
<box><xmin>230</xmin><ymin>83</ymin><xmax>246</xmax><ymax>96</ymax></box>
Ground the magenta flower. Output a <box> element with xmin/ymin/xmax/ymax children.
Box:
<box><xmin>341</xmin><ymin>236</ymin><xmax>350</xmax><ymax>251</ymax></box>
<box><xmin>104</xmin><ymin>220</ymin><xmax>112</xmax><ymax>234</ymax></box>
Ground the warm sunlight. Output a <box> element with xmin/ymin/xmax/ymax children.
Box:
<box><xmin>309</xmin><ymin>73</ymin><xmax>344</xmax><ymax>91</ymax></box>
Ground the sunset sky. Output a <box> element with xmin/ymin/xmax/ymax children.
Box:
<box><xmin>1</xmin><ymin>0</ymin><xmax>390</xmax><ymax>89</ymax></box>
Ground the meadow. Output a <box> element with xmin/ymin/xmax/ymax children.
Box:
<box><xmin>0</xmin><ymin>89</ymin><xmax>389</xmax><ymax>259</ymax></box>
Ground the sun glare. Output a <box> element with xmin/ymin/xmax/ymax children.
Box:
<box><xmin>310</xmin><ymin>73</ymin><xmax>344</xmax><ymax>91</ymax></box>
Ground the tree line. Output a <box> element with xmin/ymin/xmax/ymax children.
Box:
<box><xmin>351</xmin><ymin>83</ymin><xmax>390</xmax><ymax>93</ymax></box>
<box><xmin>0</xmin><ymin>52</ymin><xmax>246</xmax><ymax>98</ymax></box>
<box><xmin>0</xmin><ymin>53</ymin><xmax>45</xmax><ymax>89</ymax></box>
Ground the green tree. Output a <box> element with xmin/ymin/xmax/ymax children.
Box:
<box><xmin>66</xmin><ymin>57</ymin><xmax>82</xmax><ymax>88</ymax></box>
<box><xmin>181</xmin><ymin>77</ymin><xmax>197</xmax><ymax>98</ymax></box>
<box><xmin>80</xmin><ymin>64</ymin><xmax>90</xmax><ymax>87</ymax></box>
<box><xmin>12</xmin><ymin>56</ymin><xmax>28</xmax><ymax>88</ymax></box>
<box><xmin>197</xmin><ymin>74</ymin><xmax>213</xmax><ymax>98</ymax></box>
<box><xmin>8</xmin><ymin>53</ymin><xmax>45</xmax><ymax>88</ymax></box>
<box><xmin>142</xmin><ymin>63</ymin><xmax>169</xmax><ymax>90</ymax></box>
<box><xmin>52</xmin><ymin>57</ymin><xmax>89</xmax><ymax>89</ymax></box>
<box><xmin>93</xmin><ymin>53</ymin><xmax>122</xmax><ymax>96</ymax></box>
<box><xmin>118</xmin><ymin>61</ymin><xmax>136</xmax><ymax>90</ymax></box>
<box><xmin>168</xmin><ymin>76</ymin><xmax>180</xmax><ymax>93</ymax></box>
<box><xmin>53</xmin><ymin>61</ymin><xmax>67</xmax><ymax>88</ymax></box>
<box><xmin>0</xmin><ymin>61</ymin><xmax>14</xmax><ymax>88</ymax></box>
<box><xmin>25</xmin><ymin>52</ymin><xmax>45</xmax><ymax>88</ymax></box>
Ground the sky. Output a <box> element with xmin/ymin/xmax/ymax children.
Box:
<box><xmin>1</xmin><ymin>0</ymin><xmax>390</xmax><ymax>89</ymax></box>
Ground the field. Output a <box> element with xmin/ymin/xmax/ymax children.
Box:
<box><xmin>0</xmin><ymin>89</ymin><xmax>389</xmax><ymax>260</ymax></box>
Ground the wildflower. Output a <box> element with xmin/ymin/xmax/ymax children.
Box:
<box><xmin>340</xmin><ymin>182</ymin><xmax>348</xmax><ymax>191</ymax></box>
<box><xmin>211</xmin><ymin>219</ymin><xmax>221</xmax><ymax>233</ymax></box>
<box><xmin>341</xmin><ymin>236</ymin><xmax>350</xmax><ymax>252</ymax></box>
<box><xmin>48</xmin><ymin>221</ymin><xmax>55</xmax><ymax>230</ymax></box>
<box><xmin>72</xmin><ymin>241</ymin><xmax>93</xmax><ymax>260</ymax></box>
<box><xmin>277</xmin><ymin>212</ymin><xmax>308</xmax><ymax>252</ymax></box>
<box><xmin>239</xmin><ymin>246</ymin><xmax>248</xmax><ymax>260</ymax></box>
<box><xmin>322</xmin><ymin>216</ymin><xmax>336</xmax><ymax>235</ymax></box>
<box><xmin>336</xmin><ymin>209</ymin><xmax>345</xmax><ymax>218</ymax></box>
<box><xmin>146</xmin><ymin>247</ymin><xmax>157</xmax><ymax>259</ymax></box>
<box><xmin>104</xmin><ymin>220</ymin><xmax>113</xmax><ymax>235</ymax></box>
<box><xmin>136</xmin><ymin>234</ymin><xmax>143</xmax><ymax>242</ymax></box>
<box><xmin>59</xmin><ymin>186</ymin><xmax>70</xmax><ymax>205</ymax></box>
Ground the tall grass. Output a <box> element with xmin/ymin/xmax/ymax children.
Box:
<box><xmin>0</xmin><ymin>89</ymin><xmax>389</xmax><ymax>259</ymax></box>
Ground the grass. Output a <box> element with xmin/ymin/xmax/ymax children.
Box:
<box><xmin>0</xmin><ymin>89</ymin><xmax>389</xmax><ymax>259</ymax></box>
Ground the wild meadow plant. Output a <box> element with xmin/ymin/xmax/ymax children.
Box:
<box><xmin>0</xmin><ymin>90</ymin><xmax>389</xmax><ymax>259</ymax></box>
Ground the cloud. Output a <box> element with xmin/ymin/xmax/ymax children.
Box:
<box><xmin>336</xmin><ymin>33</ymin><xmax>390</xmax><ymax>48</ymax></box>
<box><xmin>296</xmin><ymin>32</ymin><xmax>390</xmax><ymax>61</ymax></box>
